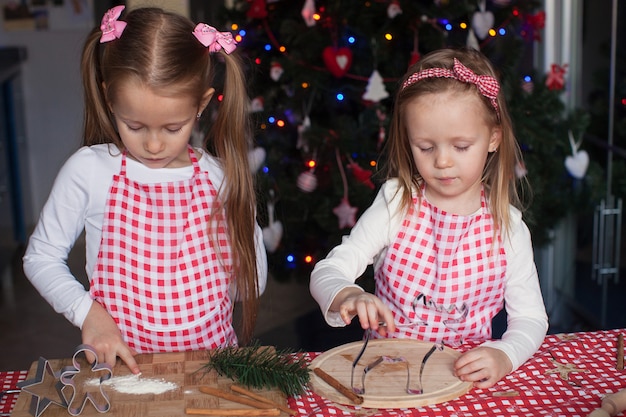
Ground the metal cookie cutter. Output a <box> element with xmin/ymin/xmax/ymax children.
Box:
<box><xmin>16</xmin><ymin>357</ymin><xmax>67</xmax><ymax>417</ymax></box>
<box><xmin>59</xmin><ymin>344</ymin><xmax>113</xmax><ymax>415</ymax></box>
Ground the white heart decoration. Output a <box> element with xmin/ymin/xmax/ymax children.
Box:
<box><xmin>262</xmin><ymin>201</ymin><xmax>283</xmax><ymax>253</ymax></box>
<box><xmin>471</xmin><ymin>9</ymin><xmax>494</xmax><ymax>40</ymax></box>
<box><xmin>336</xmin><ymin>55</ymin><xmax>349</xmax><ymax>70</ymax></box>
<box><xmin>564</xmin><ymin>150</ymin><xmax>589</xmax><ymax>179</ymax></box>
<box><xmin>248</xmin><ymin>147</ymin><xmax>266</xmax><ymax>173</ymax></box>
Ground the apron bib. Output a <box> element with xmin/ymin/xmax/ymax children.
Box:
<box><xmin>375</xmin><ymin>187</ymin><xmax>506</xmax><ymax>346</ymax></box>
<box><xmin>90</xmin><ymin>146</ymin><xmax>236</xmax><ymax>353</ymax></box>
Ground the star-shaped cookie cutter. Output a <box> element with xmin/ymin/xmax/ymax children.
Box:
<box><xmin>16</xmin><ymin>357</ymin><xmax>67</xmax><ymax>417</ymax></box>
<box><xmin>59</xmin><ymin>344</ymin><xmax>113</xmax><ymax>415</ymax></box>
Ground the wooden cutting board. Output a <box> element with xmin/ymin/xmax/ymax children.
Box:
<box><xmin>11</xmin><ymin>350</ymin><xmax>288</xmax><ymax>417</ymax></box>
<box><xmin>309</xmin><ymin>339</ymin><xmax>472</xmax><ymax>409</ymax></box>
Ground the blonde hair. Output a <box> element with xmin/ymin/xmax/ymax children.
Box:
<box><xmin>80</xmin><ymin>7</ymin><xmax>259</xmax><ymax>344</ymax></box>
<box><xmin>383</xmin><ymin>47</ymin><xmax>526</xmax><ymax>237</ymax></box>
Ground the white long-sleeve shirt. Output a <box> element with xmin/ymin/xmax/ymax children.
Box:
<box><xmin>310</xmin><ymin>179</ymin><xmax>548</xmax><ymax>371</ymax></box>
<box><xmin>23</xmin><ymin>144</ymin><xmax>268</xmax><ymax>329</ymax></box>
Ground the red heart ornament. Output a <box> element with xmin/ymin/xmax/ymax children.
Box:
<box><xmin>322</xmin><ymin>46</ymin><xmax>353</xmax><ymax>78</ymax></box>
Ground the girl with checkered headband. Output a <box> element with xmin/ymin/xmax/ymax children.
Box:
<box><xmin>23</xmin><ymin>7</ymin><xmax>267</xmax><ymax>374</ymax></box>
<box><xmin>310</xmin><ymin>48</ymin><xmax>547</xmax><ymax>389</ymax></box>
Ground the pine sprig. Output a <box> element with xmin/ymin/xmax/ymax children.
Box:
<box><xmin>200</xmin><ymin>341</ymin><xmax>310</xmax><ymax>397</ymax></box>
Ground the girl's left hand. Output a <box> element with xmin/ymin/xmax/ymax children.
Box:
<box><xmin>453</xmin><ymin>346</ymin><xmax>512</xmax><ymax>389</ymax></box>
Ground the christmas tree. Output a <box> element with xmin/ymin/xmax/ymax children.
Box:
<box><xmin>214</xmin><ymin>0</ymin><xmax>602</xmax><ymax>281</ymax></box>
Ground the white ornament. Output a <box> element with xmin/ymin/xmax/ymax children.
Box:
<box><xmin>387</xmin><ymin>0</ymin><xmax>402</xmax><ymax>19</ymax></box>
<box><xmin>249</xmin><ymin>96</ymin><xmax>264</xmax><ymax>112</ymax></box>
<box><xmin>301</xmin><ymin>0</ymin><xmax>316</xmax><ymax>27</ymax></box>
<box><xmin>297</xmin><ymin>115</ymin><xmax>311</xmax><ymax>151</ymax></box>
<box><xmin>270</xmin><ymin>62</ymin><xmax>284</xmax><ymax>81</ymax></box>
<box><xmin>262</xmin><ymin>196</ymin><xmax>283</xmax><ymax>253</ymax></box>
<box><xmin>362</xmin><ymin>70</ymin><xmax>389</xmax><ymax>103</ymax></box>
<box><xmin>564</xmin><ymin>130</ymin><xmax>589</xmax><ymax>179</ymax></box>
<box><xmin>466</xmin><ymin>28</ymin><xmax>480</xmax><ymax>50</ymax></box>
<box><xmin>333</xmin><ymin>197</ymin><xmax>357</xmax><ymax>229</ymax></box>
<box><xmin>248</xmin><ymin>147</ymin><xmax>266</xmax><ymax>173</ymax></box>
<box><xmin>515</xmin><ymin>161</ymin><xmax>528</xmax><ymax>178</ymax></box>
<box><xmin>297</xmin><ymin>170</ymin><xmax>318</xmax><ymax>192</ymax></box>
<box><xmin>471</xmin><ymin>0</ymin><xmax>494</xmax><ymax>40</ymax></box>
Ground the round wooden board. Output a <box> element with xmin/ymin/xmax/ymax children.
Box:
<box><xmin>309</xmin><ymin>339</ymin><xmax>472</xmax><ymax>409</ymax></box>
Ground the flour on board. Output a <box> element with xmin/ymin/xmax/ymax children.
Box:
<box><xmin>85</xmin><ymin>373</ymin><xmax>178</xmax><ymax>395</ymax></box>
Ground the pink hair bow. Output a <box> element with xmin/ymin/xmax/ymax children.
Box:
<box><xmin>100</xmin><ymin>5</ymin><xmax>126</xmax><ymax>43</ymax></box>
<box><xmin>193</xmin><ymin>23</ymin><xmax>237</xmax><ymax>54</ymax></box>
<box><xmin>402</xmin><ymin>58</ymin><xmax>500</xmax><ymax>118</ymax></box>
<box><xmin>451</xmin><ymin>58</ymin><xmax>499</xmax><ymax>106</ymax></box>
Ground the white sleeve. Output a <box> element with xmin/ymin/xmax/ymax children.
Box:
<box><xmin>481</xmin><ymin>209</ymin><xmax>549</xmax><ymax>371</ymax></box>
<box><xmin>310</xmin><ymin>180</ymin><xmax>405</xmax><ymax>327</ymax></box>
<box><xmin>22</xmin><ymin>148</ymin><xmax>96</xmax><ymax>329</ymax></box>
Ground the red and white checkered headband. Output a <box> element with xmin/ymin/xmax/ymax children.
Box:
<box><xmin>402</xmin><ymin>58</ymin><xmax>500</xmax><ymax>119</ymax></box>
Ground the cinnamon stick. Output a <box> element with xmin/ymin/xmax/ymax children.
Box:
<box><xmin>230</xmin><ymin>385</ymin><xmax>297</xmax><ymax>415</ymax></box>
<box><xmin>198</xmin><ymin>386</ymin><xmax>274</xmax><ymax>410</ymax></box>
<box><xmin>186</xmin><ymin>408</ymin><xmax>280</xmax><ymax>416</ymax></box>
<box><xmin>313</xmin><ymin>367</ymin><xmax>363</xmax><ymax>404</ymax></box>
<box><xmin>617</xmin><ymin>333</ymin><xmax>624</xmax><ymax>370</ymax></box>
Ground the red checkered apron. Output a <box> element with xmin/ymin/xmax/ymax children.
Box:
<box><xmin>375</xmin><ymin>187</ymin><xmax>506</xmax><ymax>346</ymax></box>
<box><xmin>90</xmin><ymin>146</ymin><xmax>236</xmax><ymax>353</ymax></box>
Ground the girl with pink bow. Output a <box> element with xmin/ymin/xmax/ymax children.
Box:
<box><xmin>310</xmin><ymin>48</ymin><xmax>548</xmax><ymax>389</ymax></box>
<box><xmin>23</xmin><ymin>6</ymin><xmax>267</xmax><ymax>374</ymax></box>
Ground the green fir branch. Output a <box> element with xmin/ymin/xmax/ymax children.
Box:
<box><xmin>200</xmin><ymin>341</ymin><xmax>310</xmax><ymax>397</ymax></box>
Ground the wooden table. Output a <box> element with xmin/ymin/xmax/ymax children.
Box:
<box><xmin>2</xmin><ymin>329</ymin><xmax>625</xmax><ymax>417</ymax></box>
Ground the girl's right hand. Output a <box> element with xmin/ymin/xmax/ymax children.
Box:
<box><xmin>81</xmin><ymin>301</ymin><xmax>140</xmax><ymax>374</ymax></box>
<box><xmin>331</xmin><ymin>287</ymin><xmax>396</xmax><ymax>336</ymax></box>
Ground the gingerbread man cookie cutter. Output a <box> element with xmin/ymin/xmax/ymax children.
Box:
<box><xmin>59</xmin><ymin>344</ymin><xmax>113</xmax><ymax>415</ymax></box>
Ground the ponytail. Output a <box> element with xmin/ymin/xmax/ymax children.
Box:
<box><xmin>208</xmin><ymin>50</ymin><xmax>259</xmax><ymax>345</ymax></box>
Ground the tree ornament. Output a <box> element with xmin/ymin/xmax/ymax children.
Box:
<box><xmin>247</xmin><ymin>0</ymin><xmax>267</xmax><ymax>20</ymax></box>
<box><xmin>333</xmin><ymin>149</ymin><xmax>357</xmax><ymax>229</ymax></box>
<box><xmin>546</xmin><ymin>63</ymin><xmax>568</xmax><ymax>91</ymax></box>
<box><xmin>322</xmin><ymin>46</ymin><xmax>353</xmax><ymax>78</ymax></box>
<box><xmin>362</xmin><ymin>70</ymin><xmax>389</xmax><ymax>103</ymax></box>
<box><xmin>248</xmin><ymin>146</ymin><xmax>266</xmax><ymax>173</ymax></box>
<box><xmin>466</xmin><ymin>28</ymin><xmax>480</xmax><ymax>50</ymax></box>
<box><xmin>249</xmin><ymin>96</ymin><xmax>264</xmax><ymax>112</ymax></box>
<box><xmin>515</xmin><ymin>160</ymin><xmax>528</xmax><ymax>179</ymax></box>
<box><xmin>564</xmin><ymin>130</ymin><xmax>589</xmax><ymax>180</ymax></box>
<box><xmin>376</xmin><ymin>107</ymin><xmax>387</xmax><ymax>150</ymax></box>
<box><xmin>524</xmin><ymin>11</ymin><xmax>546</xmax><ymax>42</ymax></box>
<box><xmin>333</xmin><ymin>197</ymin><xmax>358</xmax><ymax>229</ymax></box>
<box><xmin>297</xmin><ymin>169</ymin><xmax>318</xmax><ymax>192</ymax></box>
<box><xmin>521</xmin><ymin>78</ymin><xmax>534</xmax><ymax>94</ymax></box>
<box><xmin>347</xmin><ymin>158</ymin><xmax>375</xmax><ymax>190</ymax></box>
<box><xmin>471</xmin><ymin>0</ymin><xmax>494</xmax><ymax>40</ymax></box>
<box><xmin>270</xmin><ymin>61</ymin><xmax>284</xmax><ymax>81</ymax></box>
<box><xmin>297</xmin><ymin>115</ymin><xmax>311</xmax><ymax>152</ymax></box>
<box><xmin>387</xmin><ymin>0</ymin><xmax>402</xmax><ymax>19</ymax></box>
<box><xmin>262</xmin><ymin>190</ymin><xmax>283</xmax><ymax>253</ymax></box>
<box><xmin>301</xmin><ymin>0</ymin><xmax>316</xmax><ymax>27</ymax></box>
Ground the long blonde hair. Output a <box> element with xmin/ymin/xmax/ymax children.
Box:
<box><xmin>80</xmin><ymin>7</ymin><xmax>259</xmax><ymax>343</ymax></box>
<box><xmin>383</xmin><ymin>47</ymin><xmax>525</xmax><ymax>236</ymax></box>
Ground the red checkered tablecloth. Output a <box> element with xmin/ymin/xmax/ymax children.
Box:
<box><xmin>2</xmin><ymin>330</ymin><xmax>625</xmax><ymax>416</ymax></box>
<box><xmin>0</xmin><ymin>370</ymin><xmax>27</xmax><ymax>415</ymax></box>
<box><xmin>288</xmin><ymin>329</ymin><xmax>626</xmax><ymax>417</ymax></box>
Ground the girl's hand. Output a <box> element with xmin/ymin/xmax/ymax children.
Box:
<box><xmin>331</xmin><ymin>287</ymin><xmax>396</xmax><ymax>336</ymax></box>
<box><xmin>453</xmin><ymin>346</ymin><xmax>512</xmax><ymax>389</ymax></box>
<box><xmin>81</xmin><ymin>301</ymin><xmax>140</xmax><ymax>374</ymax></box>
